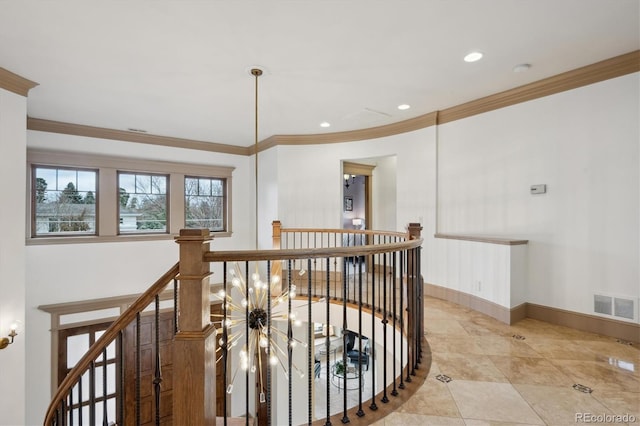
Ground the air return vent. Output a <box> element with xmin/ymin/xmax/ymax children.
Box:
<box><xmin>594</xmin><ymin>293</ymin><xmax>637</xmax><ymax>321</ymax></box>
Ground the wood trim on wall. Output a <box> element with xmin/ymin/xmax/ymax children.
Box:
<box><xmin>437</xmin><ymin>50</ymin><xmax>640</xmax><ymax>125</ymax></box>
<box><xmin>425</xmin><ymin>283</ymin><xmax>640</xmax><ymax>343</ymax></box>
<box><xmin>434</xmin><ymin>233</ymin><xmax>529</xmax><ymax>246</ymax></box>
<box><xmin>526</xmin><ymin>302</ymin><xmax>640</xmax><ymax>345</ymax></box>
<box><xmin>27</xmin><ymin>117</ymin><xmax>250</xmax><ymax>156</ymax></box>
<box><xmin>20</xmin><ymin>50</ymin><xmax>640</xmax><ymax>154</ymax></box>
<box><xmin>0</xmin><ymin>67</ymin><xmax>39</xmax><ymax>96</ymax></box>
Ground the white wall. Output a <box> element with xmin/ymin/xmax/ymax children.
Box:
<box><xmin>25</xmin><ymin>131</ymin><xmax>255</xmax><ymax>424</ymax></box>
<box><xmin>0</xmin><ymin>88</ymin><xmax>27</xmax><ymax>426</ymax></box>
<box><xmin>435</xmin><ymin>73</ymin><xmax>639</xmax><ymax>319</ymax></box>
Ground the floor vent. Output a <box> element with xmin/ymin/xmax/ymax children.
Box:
<box><xmin>594</xmin><ymin>293</ymin><xmax>636</xmax><ymax>321</ymax></box>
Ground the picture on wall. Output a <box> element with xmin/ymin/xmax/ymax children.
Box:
<box><xmin>344</xmin><ymin>196</ymin><xmax>353</xmax><ymax>211</ymax></box>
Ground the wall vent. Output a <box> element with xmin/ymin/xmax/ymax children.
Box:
<box><xmin>594</xmin><ymin>294</ymin><xmax>612</xmax><ymax>315</ymax></box>
<box><xmin>594</xmin><ymin>293</ymin><xmax>637</xmax><ymax>321</ymax></box>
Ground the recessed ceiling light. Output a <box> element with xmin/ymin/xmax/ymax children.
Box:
<box><xmin>464</xmin><ymin>51</ymin><xmax>483</xmax><ymax>63</ymax></box>
<box><xmin>397</xmin><ymin>104</ymin><xmax>411</xmax><ymax>110</ymax></box>
<box><xmin>320</xmin><ymin>122</ymin><xmax>331</xmax><ymax>128</ymax></box>
<box><xmin>513</xmin><ymin>63</ymin><xmax>531</xmax><ymax>73</ymax></box>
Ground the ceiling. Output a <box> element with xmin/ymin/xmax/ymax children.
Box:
<box><xmin>1</xmin><ymin>1</ymin><xmax>638</xmax><ymax>148</ymax></box>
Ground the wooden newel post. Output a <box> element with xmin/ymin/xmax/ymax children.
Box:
<box><xmin>406</xmin><ymin>223</ymin><xmax>423</xmax><ymax>375</ymax></box>
<box><xmin>174</xmin><ymin>229</ymin><xmax>216</xmax><ymax>425</ymax></box>
<box><xmin>272</xmin><ymin>220</ymin><xmax>281</xmax><ymax>249</ymax></box>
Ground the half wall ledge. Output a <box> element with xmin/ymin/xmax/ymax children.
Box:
<box><xmin>434</xmin><ymin>233</ymin><xmax>528</xmax><ymax>246</ymax></box>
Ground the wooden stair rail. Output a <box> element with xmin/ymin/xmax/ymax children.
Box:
<box><xmin>43</xmin><ymin>262</ymin><xmax>180</xmax><ymax>425</ymax></box>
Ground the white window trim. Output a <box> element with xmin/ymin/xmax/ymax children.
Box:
<box><xmin>27</xmin><ymin>149</ymin><xmax>234</xmax><ymax>245</ymax></box>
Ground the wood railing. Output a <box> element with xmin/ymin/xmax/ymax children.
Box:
<box><xmin>44</xmin><ymin>222</ymin><xmax>426</xmax><ymax>426</ymax></box>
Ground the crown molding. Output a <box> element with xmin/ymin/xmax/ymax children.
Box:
<box><xmin>438</xmin><ymin>50</ymin><xmax>640</xmax><ymax>124</ymax></box>
<box><xmin>0</xmin><ymin>67</ymin><xmax>39</xmax><ymax>97</ymax></box>
<box><xmin>27</xmin><ymin>117</ymin><xmax>251</xmax><ymax>156</ymax></box>
<box><xmin>25</xmin><ymin>50</ymin><xmax>639</xmax><ymax>155</ymax></box>
<box><xmin>257</xmin><ymin>112</ymin><xmax>438</xmax><ymax>152</ymax></box>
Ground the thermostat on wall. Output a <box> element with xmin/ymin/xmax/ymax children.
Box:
<box><xmin>530</xmin><ymin>184</ymin><xmax>546</xmax><ymax>194</ymax></box>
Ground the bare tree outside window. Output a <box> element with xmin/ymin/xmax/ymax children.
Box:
<box><xmin>118</xmin><ymin>172</ymin><xmax>168</xmax><ymax>233</ymax></box>
<box><xmin>185</xmin><ymin>177</ymin><xmax>225</xmax><ymax>231</ymax></box>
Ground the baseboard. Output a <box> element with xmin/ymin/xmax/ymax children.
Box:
<box><xmin>425</xmin><ymin>283</ymin><xmax>640</xmax><ymax>343</ymax></box>
<box><xmin>526</xmin><ymin>302</ymin><xmax>640</xmax><ymax>344</ymax></box>
<box><xmin>425</xmin><ymin>283</ymin><xmax>522</xmax><ymax>325</ymax></box>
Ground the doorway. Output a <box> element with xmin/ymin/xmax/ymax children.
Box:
<box><xmin>342</xmin><ymin>162</ymin><xmax>374</xmax><ymax>232</ymax></box>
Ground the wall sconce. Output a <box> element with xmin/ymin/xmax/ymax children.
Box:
<box><xmin>0</xmin><ymin>323</ymin><xmax>18</xmax><ymax>350</ymax></box>
<box><xmin>343</xmin><ymin>174</ymin><xmax>355</xmax><ymax>188</ymax></box>
<box><xmin>352</xmin><ymin>218</ymin><xmax>363</xmax><ymax>229</ymax></box>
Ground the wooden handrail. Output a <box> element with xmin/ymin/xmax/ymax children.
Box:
<box><xmin>204</xmin><ymin>238</ymin><xmax>423</xmax><ymax>262</ymax></box>
<box><xmin>43</xmin><ymin>263</ymin><xmax>180</xmax><ymax>425</ymax></box>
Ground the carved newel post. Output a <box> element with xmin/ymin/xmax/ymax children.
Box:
<box><xmin>174</xmin><ymin>229</ymin><xmax>216</xmax><ymax>424</ymax></box>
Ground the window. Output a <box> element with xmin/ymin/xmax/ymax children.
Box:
<box><xmin>118</xmin><ymin>172</ymin><xmax>168</xmax><ymax>234</ymax></box>
<box><xmin>185</xmin><ymin>176</ymin><xmax>226</xmax><ymax>231</ymax></box>
<box><xmin>28</xmin><ymin>149</ymin><xmax>235</xmax><ymax>244</ymax></box>
<box><xmin>33</xmin><ymin>166</ymin><xmax>98</xmax><ymax>237</ymax></box>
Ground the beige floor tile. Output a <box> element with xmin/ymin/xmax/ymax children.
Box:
<box><xmin>576</xmin><ymin>340</ymin><xmax>640</xmax><ymax>370</ymax></box>
<box><xmin>592</xmin><ymin>390</ymin><xmax>640</xmax><ymax>419</ymax></box>
<box><xmin>522</xmin><ymin>338</ymin><xmax>604</xmax><ymax>361</ymax></box>
<box><xmin>425</xmin><ymin>319</ymin><xmax>471</xmax><ymax>337</ymax></box>
<box><xmin>514</xmin><ymin>383</ymin><xmax>621</xmax><ymax>425</ymax></box>
<box><xmin>550</xmin><ymin>359</ymin><xmax>640</xmax><ymax>393</ymax></box>
<box><xmin>433</xmin><ymin>352</ymin><xmax>508</xmax><ymax>382</ymax></box>
<box><xmin>473</xmin><ymin>336</ymin><xmax>541</xmax><ymax>358</ymax></box>
<box><xmin>384</xmin><ymin>412</ymin><xmax>466</xmax><ymax>425</ymax></box>
<box><xmin>447</xmin><ymin>381</ymin><xmax>544</xmax><ymax>424</ymax></box>
<box><xmin>427</xmin><ymin>335</ymin><xmax>485</xmax><ymax>355</ymax></box>
<box><xmin>463</xmin><ymin>420</ymin><xmax>545</xmax><ymax>426</ymax></box>
<box><xmin>458</xmin><ymin>320</ymin><xmax>513</xmax><ymax>337</ymax></box>
<box><xmin>398</xmin><ymin>377</ymin><xmax>461</xmax><ymax>417</ymax></box>
<box><xmin>488</xmin><ymin>355</ymin><xmax>574</xmax><ymax>386</ymax></box>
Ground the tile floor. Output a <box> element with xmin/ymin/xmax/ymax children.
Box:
<box><xmin>373</xmin><ymin>296</ymin><xmax>639</xmax><ymax>425</ymax></box>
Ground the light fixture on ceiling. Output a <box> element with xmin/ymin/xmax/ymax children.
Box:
<box><xmin>213</xmin><ymin>67</ymin><xmax>311</xmax><ymax>405</ymax></box>
<box><xmin>513</xmin><ymin>63</ymin><xmax>531</xmax><ymax>73</ymax></box>
<box><xmin>397</xmin><ymin>104</ymin><xmax>411</xmax><ymax>110</ymax></box>
<box><xmin>464</xmin><ymin>51</ymin><xmax>483</xmax><ymax>62</ymax></box>
<box><xmin>0</xmin><ymin>322</ymin><xmax>18</xmax><ymax>350</ymax></box>
<box><xmin>320</xmin><ymin>121</ymin><xmax>331</xmax><ymax>128</ymax></box>
<box><xmin>343</xmin><ymin>173</ymin><xmax>355</xmax><ymax>188</ymax></box>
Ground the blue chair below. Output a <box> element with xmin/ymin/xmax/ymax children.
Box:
<box><xmin>345</xmin><ymin>330</ymin><xmax>370</xmax><ymax>371</ymax></box>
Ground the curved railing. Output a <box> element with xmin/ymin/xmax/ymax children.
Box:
<box><xmin>44</xmin><ymin>222</ymin><xmax>427</xmax><ymax>426</ymax></box>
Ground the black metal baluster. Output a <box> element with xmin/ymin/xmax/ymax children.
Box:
<box><xmin>340</xmin><ymin>257</ymin><xmax>349</xmax><ymax>424</ymax></box>
<box><xmin>78</xmin><ymin>375</ymin><xmax>83</xmax><ymax>426</ymax></box>
<box><xmin>244</xmin><ymin>261</ymin><xmax>249</xmax><ymax>426</ymax></box>
<box><xmin>399</xmin><ymin>249</ymin><xmax>406</xmax><ymax>390</ymax></box>
<box><xmin>102</xmin><ymin>348</ymin><xmax>108</xmax><ymax>426</ymax></box>
<box><xmin>118</xmin><ymin>331</ymin><xmax>124</xmax><ymax>426</ymax></box>
<box><xmin>267</xmin><ymin>261</ymin><xmax>272</xmax><ymax>426</ymax></box>
<box><xmin>356</xmin><ymin>257</ymin><xmax>364</xmax><ymax>418</ymax></box>
<box><xmin>89</xmin><ymin>361</ymin><xmax>96</xmax><ymax>426</ymax></box>
<box><xmin>402</xmin><ymin>249</ymin><xmax>411</xmax><ymax>384</ymax></box>
<box><xmin>68</xmin><ymin>384</ymin><xmax>74</xmax><ymax>425</ymax></box>
<box><xmin>324</xmin><ymin>258</ymin><xmax>332</xmax><ymax>426</ymax></box>
<box><xmin>307</xmin><ymin>258</ymin><xmax>313</xmax><ymax>426</ymax></box>
<box><xmin>61</xmin><ymin>395</ymin><xmax>66</xmax><ymax>426</ymax></box>
<box><xmin>135</xmin><ymin>312</ymin><xmax>141</xmax><ymax>426</ymax></box>
<box><xmin>154</xmin><ymin>295</ymin><xmax>162</xmax><ymax>426</ymax></box>
<box><xmin>390</xmin><ymin>250</ymin><xmax>398</xmax><ymax>397</ymax></box>
<box><xmin>223</xmin><ymin>262</ymin><xmax>229</xmax><ymax>426</ymax></box>
<box><xmin>287</xmin><ymin>259</ymin><xmax>293</xmax><ymax>426</ymax></box>
<box><xmin>369</xmin><ymin>256</ymin><xmax>377</xmax><ymax>411</ymax></box>
<box><xmin>173</xmin><ymin>278</ymin><xmax>179</xmax><ymax>334</ymax></box>
<box><xmin>381</xmin><ymin>251</ymin><xmax>389</xmax><ymax>404</ymax></box>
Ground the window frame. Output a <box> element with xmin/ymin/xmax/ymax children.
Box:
<box><xmin>184</xmin><ymin>175</ymin><xmax>228</xmax><ymax>233</ymax></box>
<box><xmin>117</xmin><ymin>171</ymin><xmax>170</xmax><ymax>235</ymax></box>
<box><xmin>31</xmin><ymin>165</ymin><xmax>100</xmax><ymax>238</ymax></box>
<box><xmin>27</xmin><ymin>149</ymin><xmax>234</xmax><ymax>245</ymax></box>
